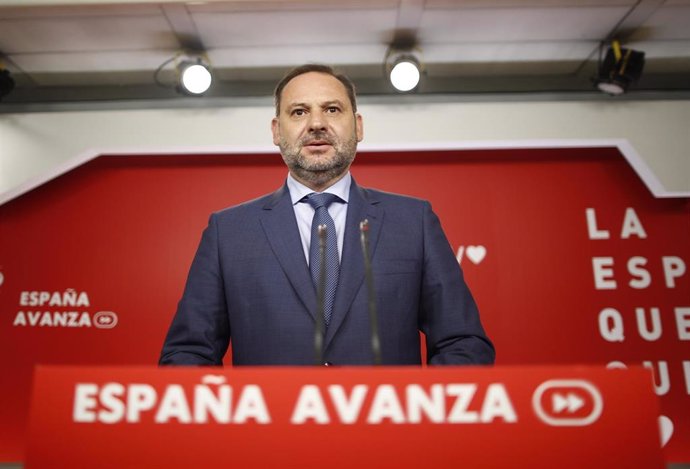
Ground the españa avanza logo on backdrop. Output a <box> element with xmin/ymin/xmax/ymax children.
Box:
<box><xmin>12</xmin><ymin>288</ymin><xmax>118</xmax><ymax>329</ymax></box>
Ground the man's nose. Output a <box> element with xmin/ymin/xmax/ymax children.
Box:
<box><xmin>308</xmin><ymin>112</ymin><xmax>327</xmax><ymax>131</ymax></box>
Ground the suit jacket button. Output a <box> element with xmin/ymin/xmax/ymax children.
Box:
<box><xmin>323</xmin><ymin>362</ymin><xmax>332</xmax><ymax>366</ymax></box>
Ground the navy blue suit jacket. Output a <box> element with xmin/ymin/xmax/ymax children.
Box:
<box><xmin>160</xmin><ymin>179</ymin><xmax>494</xmax><ymax>366</ymax></box>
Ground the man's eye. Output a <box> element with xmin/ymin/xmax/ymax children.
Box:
<box><xmin>292</xmin><ymin>109</ymin><xmax>305</xmax><ymax>116</ymax></box>
<box><xmin>326</xmin><ymin>107</ymin><xmax>339</xmax><ymax>113</ymax></box>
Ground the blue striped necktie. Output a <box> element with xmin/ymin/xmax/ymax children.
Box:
<box><xmin>305</xmin><ymin>192</ymin><xmax>341</xmax><ymax>326</ymax></box>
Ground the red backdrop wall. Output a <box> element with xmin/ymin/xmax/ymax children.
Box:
<box><xmin>1</xmin><ymin>148</ymin><xmax>688</xmax><ymax>461</ymax></box>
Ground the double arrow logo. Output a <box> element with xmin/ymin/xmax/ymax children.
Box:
<box><xmin>533</xmin><ymin>380</ymin><xmax>603</xmax><ymax>426</ymax></box>
<box><xmin>552</xmin><ymin>392</ymin><xmax>585</xmax><ymax>413</ymax></box>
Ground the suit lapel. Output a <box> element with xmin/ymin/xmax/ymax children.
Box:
<box><xmin>325</xmin><ymin>180</ymin><xmax>383</xmax><ymax>347</ymax></box>
<box><xmin>259</xmin><ymin>185</ymin><xmax>317</xmax><ymax>321</ymax></box>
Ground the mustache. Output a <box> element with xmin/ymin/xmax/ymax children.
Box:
<box><xmin>301</xmin><ymin>131</ymin><xmax>334</xmax><ymax>145</ymax></box>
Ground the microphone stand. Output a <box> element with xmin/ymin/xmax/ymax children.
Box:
<box><xmin>314</xmin><ymin>224</ymin><xmax>327</xmax><ymax>365</ymax></box>
<box><xmin>360</xmin><ymin>219</ymin><xmax>382</xmax><ymax>365</ymax></box>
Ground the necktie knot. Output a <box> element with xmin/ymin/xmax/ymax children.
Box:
<box><xmin>305</xmin><ymin>192</ymin><xmax>340</xmax><ymax>210</ymax></box>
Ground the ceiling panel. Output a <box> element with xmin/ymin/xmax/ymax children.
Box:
<box><xmin>422</xmin><ymin>41</ymin><xmax>597</xmax><ymax>63</ymax></box>
<box><xmin>0</xmin><ymin>15</ymin><xmax>178</xmax><ymax>53</ymax></box>
<box><xmin>209</xmin><ymin>44</ymin><xmax>388</xmax><ymax>68</ymax></box>
<box><xmin>426</xmin><ymin>0</ymin><xmax>637</xmax><ymax>6</ymax></box>
<box><xmin>419</xmin><ymin>6</ymin><xmax>631</xmax><ymax>42</ymax></box>
<box><xmin>194</xmin><ymin>9</ymin><xmax>398</xmax><ymax>48</ymax></box>
<box><xmin>187</xmin><ymin>0</ymin><xmax>399</xmax><ymax>13</ymax></box>
<box><xmin>0</xmin><ymin>3</ymin><xmax>163</xmax><ymax>18</ymax></box>
<box><xmin>426</xmin><ymin>60</ymin><xmax>585</xmax><ymax>76</ymax></box>
<box><xmin>10</xmin><ymin>50</ymin><xmax>174</xmax><ymax>73</ymax></box>
<box><xmin>630</xmin><ymin>5</ymin><xmax>690</xmax><ymax>40</ymax></box>
<box><xmin>23</xmin><ymin>70</ymin><xmax>159</xmax><ymax>86</ymax></box>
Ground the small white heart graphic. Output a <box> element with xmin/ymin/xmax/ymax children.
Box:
<box><xmin>466</xmin><ymin>246</ymin><xmax>487</xmax><ymax>265</ymax></box>
<box><xmin>659</xmin><ymin>415</ymin><xmax>674</xmax><ymax>447</ymax></box>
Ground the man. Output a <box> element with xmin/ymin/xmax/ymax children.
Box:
<box><xmin>159</xmin><ymin>64</ymin><xmax>494</xmax><ymax>366</ymax></box>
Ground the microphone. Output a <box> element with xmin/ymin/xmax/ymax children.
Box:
<box><xmin>359</xmin><ymin>219</ymin><xmax>382</xmax><ymax>365</ymax></box>
<box><xmin>314</xmin><ymin>224</ymin><xmax>327</xmax><ymax>365</ymax></box>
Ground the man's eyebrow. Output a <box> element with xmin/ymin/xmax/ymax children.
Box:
<box><xmin>286</xmin><ymin>102</ymin><xmax>310</xmax><ymax>111</ymax></box>
<box><xmin>285</xmin><ymin>99</ymin><xmax>347</xmax><ymax>112</ymax></box>
<box><xmin>322</xmin><ymin>99</ymin><xmax>345</xmax><ymax>108</ymax></box>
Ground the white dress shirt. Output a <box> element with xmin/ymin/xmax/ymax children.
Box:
<box><xmin>286</xmin><ymin>172</ymin><xmax>350</xmax><ymax>264</ymax></box>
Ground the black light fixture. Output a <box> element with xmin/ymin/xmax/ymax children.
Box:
<box><xmin>384</xmin><ymin>47</ymin><xmax>423</xmax><ymax>93</ymax></box>
<box><xmin>595</xmin><ymin>40</ymin><xmax>645</xmax><ymax>96</ymax></box>
<box><xmin>0</xmin><ymin>63</ymin><xmax>15</xmax><ymax>102</ymax></box>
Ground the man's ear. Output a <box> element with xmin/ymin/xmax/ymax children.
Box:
<box><xmin>271</xmin><ymin>117</ymin><xmax>280</xmax><ymax>146</ymax></box>
<box><xmin>355</xmin><ymin>113</ymin><xmax>364</xmax><ymax>142</ymax></box>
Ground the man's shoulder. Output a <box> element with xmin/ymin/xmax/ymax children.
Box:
<box><xmin>212</xmin><ymin>187</ymin><xmax>285</xmax><ymax>219</ymax></box>
<box><xmin>358</xmin><ymin>185</ymin><xmax>429</xmax><ymax>208</ymax></box>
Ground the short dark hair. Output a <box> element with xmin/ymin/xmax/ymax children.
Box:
<box><xmin>274</xmin><ymin>64</ymin><xmax>358</xmax><ymax>116</ymax></box>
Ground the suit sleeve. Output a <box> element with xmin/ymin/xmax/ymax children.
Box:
<box><xmin>418</xmin><ymin>201</ymin><xmax>495</xmax><ymax>365</ymax></box>
<box><xmin>159</xmin><ymin>213</ymin><xmax>230</xmax><ymax>365</ymax></box>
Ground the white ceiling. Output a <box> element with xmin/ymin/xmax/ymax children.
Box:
<box><xmin>0</xmin><ymin>0</ymin><xmax>689</xmax><ymax>105</ymax></box>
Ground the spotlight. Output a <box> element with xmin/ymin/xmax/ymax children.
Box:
<box><xmin>178</xmin><ymin>57</ymin><xmax>212</xmax><ymax>95</ymax></box>
<box><xmin>385</xmin><ymin>50</ymin><xmax>422</xmax><ymax>93</ymax></box>
<box><xmin>154</xmin><ymin>52</ymin><xmax>213</xmax><ymax>96</ymax></box>
<box><xmin>0</xmin><ymin>67</ymin><xmax>15</xmax><ymax>102</ymax></box>
<box><xmin>595</xmin><ymin>40</ymin><xmax>645</xmax><ymax>96</ymax></box>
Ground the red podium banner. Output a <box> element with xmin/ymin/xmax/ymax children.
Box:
<box><xmin>26</xmin><ymin>365</ymin><xmax>663</xmax><ymax>468</ymax></box>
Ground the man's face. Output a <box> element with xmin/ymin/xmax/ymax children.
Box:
<box><xmin>272</xmin><ymin>72</ymin><xmax>363</xmax><ymax>188</ymax></box>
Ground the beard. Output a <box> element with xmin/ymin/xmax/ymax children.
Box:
<box><xmin>279</xmin><ymin>130</ymin><xmax>358</xmax><ymax>188</ymax></box>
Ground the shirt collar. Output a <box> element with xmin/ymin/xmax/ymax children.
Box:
<box><xmin>287</xmin><ymin>172</ymin><xmax>351</xmax><ymax>206</ymax></box>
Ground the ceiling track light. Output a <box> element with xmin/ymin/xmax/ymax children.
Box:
<box><xmin>384</xmin><ymin>47</ymin><xmax>423</xmax><ymax>93</ymax></box>
<box><xmin>177</xmin><ymin>57</ymin><xmax>212</xmax><ymax>95</ymax></box>
<box><xmin>594</xmin><ymin>40</ymin><xmax>645</xmax><ymax>96</ymax></box>
<box><xmin>154</xmin><ymin>51</ymin><xmax>213</xmax><ymax>96</ymax></box>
